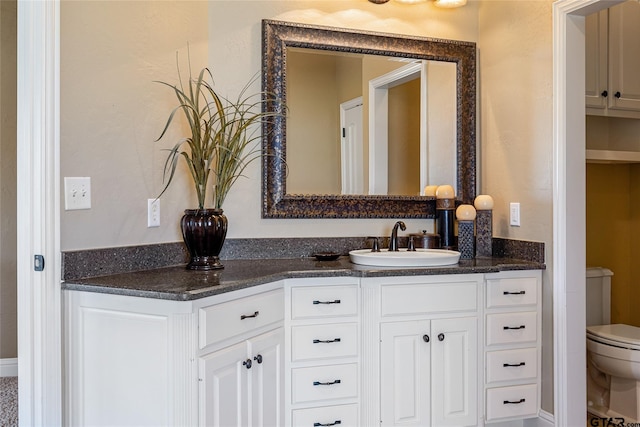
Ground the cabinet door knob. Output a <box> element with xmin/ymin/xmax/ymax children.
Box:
<box><xmin>601</xmin><ymin>90</ymin><xmax>608</xmax><ymax>97</ymax></box>
<box><xmin>615</xmin><ymin>91</ymin><xmax>621</xmax><ymax>98</ymax></box>
<box><xmin>423</xmin><ymin>334</ymin><xmax>430</xmax><ymax>343</ymax></box>
<box><xmin>438</xmin><ymin>333</ymin><xmax>445</xmax><ymax>341</ymax></box>
<box><xmin>254</xmin><ymin>354</ymin><xmax>263</xmax><ymax>364</ymax></box>
<box><xmin>242</xmin><ymin>359</ymin><xmax>252</xmax><ymax>369</ymax></box>
<box><xmin>240</xmin><ymin>311</ymin><xmax>259</xmax><ymax>320</ymax></box>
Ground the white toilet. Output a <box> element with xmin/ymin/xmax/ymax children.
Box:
<box><xmin>587</xmin><ymin>267</ymin><xmax>640</xmax><ymax>422</ymax></box>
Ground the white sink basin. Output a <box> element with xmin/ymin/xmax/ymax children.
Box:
<box><xmin>349</xmin><ymin>248</ymin><xmax>460</xmax><ymax>267</ymax></box>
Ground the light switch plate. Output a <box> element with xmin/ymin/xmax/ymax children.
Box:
<box><xmin>64</xmin><ymin>177</ymin><xmax>91</xmax><ymax>210</ymax></box>
<box><xmin>510</xmin><ymin>202</ymin><xmax>521</xmax><ymax>226</ymax></box>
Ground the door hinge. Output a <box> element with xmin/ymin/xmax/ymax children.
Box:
<box><xmin>34</xmin><ymin>255</ymin><xmax>45</xmax><ymax>271</ymax></box>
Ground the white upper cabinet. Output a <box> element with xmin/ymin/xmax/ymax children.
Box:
<box><xmin>586</xmin><ymin>1</ymin><xmax>640</xmax><ymax>117</ymax></box>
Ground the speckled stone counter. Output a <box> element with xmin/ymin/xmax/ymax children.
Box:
<box><xmin>62</xmin><ymin>256</ymin><xmax>545</xmax><ymax>301</ymax></box>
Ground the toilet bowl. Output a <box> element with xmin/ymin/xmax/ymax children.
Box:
<box><xmin>587</xmin><ymin>324</ymin><xmax>640</xmax><ymax>421</ymax></box>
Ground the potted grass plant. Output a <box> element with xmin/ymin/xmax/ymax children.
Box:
<box><xmin>156</xmin><ymin>59</ymin><xmax>282</xmax><ymax>270</ymax></box>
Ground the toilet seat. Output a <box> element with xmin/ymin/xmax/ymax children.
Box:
<box><xmin>588</xmin><ymin>324</ymin><xmax>640</xmax><ymax>351</ymax></box>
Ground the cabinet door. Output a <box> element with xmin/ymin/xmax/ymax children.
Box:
<box><xmin>249</xmin><ymin>328</ymin><xmax>284</xmax><ymax>427</ymax></box>
<box><xmin>608</xmin><ymin>1</ymin><xmax>640</xmax><ymax>112</ymax></box>
<box><xmin>431</xmin><ymin>317</ymin><xmax>478</xmax><ymax>427</ymax></box>
<box><xmin>200</xmin><ymin>341</ymin><xmax>249</xmax><ymax>427</ymax></box>
<box><xmin>585</xmin><ymin>10</ymin><xmax>608</xmax><ymax>110</ymax></box>
<box><xmin>380</xmin><ymin>320</ymin><xmax>431</xmax><ymax>427</ymax></box>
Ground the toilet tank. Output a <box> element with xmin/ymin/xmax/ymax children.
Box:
<box><xmin>586</xmin><ymin>267</ymin><xmax>613</xmax><ymax>326</ymax></box>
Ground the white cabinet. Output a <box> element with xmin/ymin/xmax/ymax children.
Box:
<box><xmin>199</xmin><ymin>327</ymin><xmax>283</xmax><ymax>427</ymax></box>
<box><xmin>64</xmin><ymin>282</ymin><xmax>284</xmax><ymax>427</ymax></box>
<box><xmin>365</xmin><ymin>274</ymin><xmax>482</xmax><ymax>427</ymax></box>
<box><xmin>65</xmin><ymin>269</ymin><xmax>543</xmax><ymax>426</ymax></box>
<box><xmin>586</xmin><ymin>1</ymin><xmax>640</xmax><ymax>117</ymax></box>
<box><xmin>284</xmin><ymin>277</ymin><xmax>361</xmax><ymax>427</ymax></box>
<box><xmin>380</xmin><ymin>317</ymin><xmax>477</xmax><ymax>427</ymax></box>
<box><xmin>483</xmin><ymin>270</ymin><xmax>542</xmax><ymax>423</ymax></box>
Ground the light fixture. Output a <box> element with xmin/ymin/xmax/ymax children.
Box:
<box><xmin>433</xmin><ymin>0</ymin><xmax>467</xmax><ymax>7</ymax></box>
<box><xmin>368</xmin><ymin>0</ymin><xmax>466</xmax><ymax>6</ymax></box>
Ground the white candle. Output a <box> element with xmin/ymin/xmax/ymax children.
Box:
<box><xmin>423</xmin><ymin>185</ymin><xmax>438</xmax><ymax>197</ymax></box>
<box><xmin>436</xmin><ymin>184</ymin><xmax>455</xmax><ymax>199</ymax></box>
<box><xmin>474</xmin><ymin>194</ymin><xmax>494</xmax><ymax>210</ymax></box>
<box><xmin>456</xmin><ymin>204</ymin><xmax>477</xmax><ymax>221</ymax></box>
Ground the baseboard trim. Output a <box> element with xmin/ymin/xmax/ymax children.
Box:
<box><xmin>0</xmin><ymin>358</ymin><xmax>18</xmax><ymax>377</ymax></box>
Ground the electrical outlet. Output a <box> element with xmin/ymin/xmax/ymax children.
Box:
<box><xmin>64</xmin><ymin>177</ymin><xmax>91</xmax><ymax>210</ymax></box>
<box><xmin>510</xmin><ymin>202</ymin><xmax>521</xmax><ymax>226</ymax></box>
<box><xmin>148</xmin><ymin>199</ymin><xmax>160</xmax><ymax>228</ymax></box>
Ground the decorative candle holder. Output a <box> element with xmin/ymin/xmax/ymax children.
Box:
<box><xmin>456</xmin><ymin>204</ymin><xmax>476</xmax><ymax>259</ymax></box>
<box><xmin>474</xmin><ymin>195</ymin><xmax>494</xmax><ymax>258</ymax></box>
<box><xmin>436</xmin><ymin>185</ymin><xmax>456</xmax><ymax>250</ymax></box>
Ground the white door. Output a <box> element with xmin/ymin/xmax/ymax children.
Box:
<box><xmin>608</xmin><ymin>0</ymin><xmax>640</xmax><ymax>112</ymax></box>
<box><xmin>200</xmin><ymin>341</ymin><xmax>249</xmax><ymax>427</ymax></box>
<box><xmin>431</xmin><ymin>317</ymin><xmax>478</xmax><ymax>427</ymax></box>
<box><xmin>249</xmin><ymin>328</ymin><xmax>284</xmax><ymax>427</ymax></box>
<box><xmin>340</xmin><ymin>97</ymin><xmax>364</xmax><ymax>195</ymax></box>
<box><xmin>585</xmin><ymin>10</ymin><xmax>608</xmax><ymax>110</ymax></box>
<box><xmin>380</xmin><ymin>320</ymin><xmax>431</xmax><ymax>427</ymax></box>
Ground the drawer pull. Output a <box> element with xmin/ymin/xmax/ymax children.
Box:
<box><xmin>503</xmin><ymin>398</ymin><xmax>526</xmax><ymax>405</ymax></box>
<box><xmin>313</xmin><ymin>299</ymin><xmax>341</xmax><ymax>305</ymax></box>
<box><xmin>503</xmin><ymin>325</ymin><xmax>526</xmax><ymax>330</ymax></box>
<box><xmin>240</xmin><ymin>311</ymin><xmax>259</xmax><ymax>320</ymax></box>
<box><xmin>313</xmin><ymin>379</ymin><xmax>341</xmax><ymax>386</ymax></box>
<box><xmin>314</xmin><ymin>421</ymin><xmax>342</xmax><ymax>427</ymax></box>
<box><xmin>503</xmin><ymin>362</ymin><xmax>526</xmax><ymax>367</ymax></box>
<box><xmin>313</xmin><ymin>338</ymin><xmax>342</xmax><ymax>344</ymax></box>
<box><xmin>503</xmin><ymin>290</ymin><xmax>526</xmax><ymax>295</ymax></box>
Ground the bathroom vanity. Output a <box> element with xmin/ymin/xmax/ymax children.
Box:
<box><xmin>62</xmin><ymin>257</ymin><xmax>543</xmax><ymax>426</ymax></box>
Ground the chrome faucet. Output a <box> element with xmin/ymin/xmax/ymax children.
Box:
<box><xmin>389</xmin><ymin>221</ymin><xmax>407</xmax><ymax>251</ymax></box>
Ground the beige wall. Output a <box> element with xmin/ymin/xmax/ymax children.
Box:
<box><xmin>60</xmin><ymin>0</ymin><xmax>209</xmax><ymax>251</ymax></box>
<box><xmin>477</xmin><ymin>0</ymin><xmax>554</xmax><ymax>412</ymax></box>
<box><xmin>0</xmin><ymin>0</ymin><xmax>17</xmax><ymax>360</ymax></box>
<box><xmin>388</xmin><ymin>79</ymin><xmax>420</xmax><ymax>195</ymax></box>
<box><xmin>60</xmin><ymin>0</ymin><xmax>555</xmax><ymax>414</ymax></box>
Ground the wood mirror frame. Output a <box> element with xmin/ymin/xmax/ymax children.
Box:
<box><xmin>262</xmin><ymin>19</ymin><xmax>476</xmax><ymax>218</ymax></box>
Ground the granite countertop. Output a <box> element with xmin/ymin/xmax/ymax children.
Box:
<box><xmin>62</xmin><ymin>256</ymin><xmax>545</xmax><ymax>301</ymax></box>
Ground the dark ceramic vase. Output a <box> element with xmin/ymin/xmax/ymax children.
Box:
<box><xmin>181</xmin><ymin>209</ymin><xmax>228</xmax><ymax>270</ymax></box>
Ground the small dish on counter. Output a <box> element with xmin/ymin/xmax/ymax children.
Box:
<box><xmin>313</xmin><ymin>252</ymin><xmax>340</xmax><ymax>261</ymax></box>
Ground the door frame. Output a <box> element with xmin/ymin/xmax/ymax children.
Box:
<box><xmin>16</xmin><ymin>0</ymin><xmax>62</xmax><ymax>425</ymax></box>
<box><xmin>552</xmin><ymin>0</ymin><xmax>623</xmax><ymax>425</ymax></box>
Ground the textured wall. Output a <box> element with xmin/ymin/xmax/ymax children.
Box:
<box><xmin>0</xmin><ymin>0</ymin><xmax>17</xmax><ymax>359</ymax></box>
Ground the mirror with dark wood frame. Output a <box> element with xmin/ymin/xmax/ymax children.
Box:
<box><xmin>262</xmin><ymin>19</ymin><xmax>476</xmax><ymax>218</ymax></box>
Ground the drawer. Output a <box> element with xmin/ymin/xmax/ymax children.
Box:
<box><xmin>292</xmin><ymin>323</ymin><xmax>358</xmax><ymax>362</ymax></box>
<box><xmin>292</xmin><ymin>404</ymin><xmax>359</xmax><ymax>427</ymax></box>
<box><xmin>291</xmin><ymin>363</ymin><xmax>358</xmax><ymax>404</ymax></box>
<box><xmin>291</xmin><ymin>285</ymin><xmax>358</xmax><ymax>320</ymax></box>
<box><xmin>381</xmin><ymin>281</ymin><xmax>477</xmax><ymax>316</ymax></box>
<box><xmin>486</xmin><ymin>348</ymin><xmax>538</xmax><ymax>383</ymax></box>
<box><xmin>486</xmin><ymin>384</ymin><xmax>538</xmax><ymax>421</ymax></box>
<box><xmin>486</xmin><ymin>312</ymin><xmax>537</xmax><ymax>346</ymax></box>
<box><xmin>486</xmin><ymin>277</ymin><xmax>538</xmax><ymax>308</ymax></box>
<box><xmin>199</xmin><ymin>289</ymin><xmax>283</xmax><ymax>348</ymax></box>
